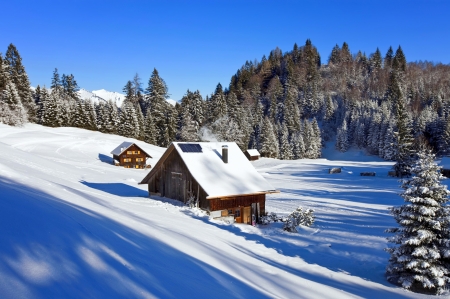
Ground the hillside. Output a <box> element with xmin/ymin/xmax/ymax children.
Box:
<box><xmin>0</xmin><ymin>124</ymin><xmax>440</xmax><ymax>298</ymax></box>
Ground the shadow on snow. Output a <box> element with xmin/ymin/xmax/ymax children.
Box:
<box><xmin>0</xmin><ymin>177</ymin><xmax>271</xmax><ymax>299</ymax></box>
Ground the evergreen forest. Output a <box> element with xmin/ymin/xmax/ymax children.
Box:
<box><xmin>1</xmin><ymin>40</ymin><xmax>450</xmax><ymax>163</ymax></box>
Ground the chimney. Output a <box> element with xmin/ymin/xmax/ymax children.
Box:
<box><xmin>222</xmin><ymin>145</ymin><xmax>228</xmax><ymax>164</ymax></box>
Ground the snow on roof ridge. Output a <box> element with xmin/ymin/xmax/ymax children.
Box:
<box><xmin>172</xmin><ymin>142</ymin><xmax>275</xmax><ymax>198</ymax></box>
<box><xmin>110</xmin><ymin>141</ymin><xmax>135</xmax><ymax>156</ymax></box>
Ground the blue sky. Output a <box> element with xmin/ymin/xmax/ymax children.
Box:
<box><xmin>1</xmin><ymin>0</ymin><xmax>449</xmax><ymax>101</ymax></box>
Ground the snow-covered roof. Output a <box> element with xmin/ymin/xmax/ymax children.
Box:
<box><xmin>110</xmin><ymin>142</ymin><xmax>151</xmax><ymax>157</ymax></box>
<box><xmin>141</xmin><ymin>142</ymin><xmax>277</xmax><ymax>199</ymax></box>
<box><xmin>440</xmin><ymin>157</ymin><xmax>450</xmax><ymax>169</ymax></box>
<box><xmin>246</xmin><ymin>149</ymin><xmax>260</xmax><ymax>157</ymax></box>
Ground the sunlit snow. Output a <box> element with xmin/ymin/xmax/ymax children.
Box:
<box><xmin>0</xmin><ymin>124</ymin><xmax>440</xmax><ymax>298</ymax></box>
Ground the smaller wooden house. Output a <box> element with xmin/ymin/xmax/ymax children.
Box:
<box><xmin>111</xmin><ymin>142</ymin><xmax>152</xmax><ymax>169</ymax></box>
<box><xmin>245</xmin><ymin>149</ymin><xmax>261</xmax><ymax>161</ymax></box>
<box><xmin>139</xmin><ymin>142</ymin><xmax>278</xmax><ymax>224</ymax></box>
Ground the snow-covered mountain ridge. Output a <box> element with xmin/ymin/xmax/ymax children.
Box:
<box><xmin>31</xmin><ymin>87</ymin><xmax>176</xmax><ymax>107</ymax></box>
<box><xmin>0</xmin><ymin>123</ymin><xmax>432</xmax><ymax>298</ymax></box>
<box><xmin>77</xmin><ymin>88</ymin><xmax>177</xmax><ymax>107</ymax></box>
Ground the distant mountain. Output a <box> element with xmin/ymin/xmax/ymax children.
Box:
<box><xmin>77</xmin><ymin>88</ymin><xmax>125</xmax><ymax>107</ymax></box>
<box><xmin>31</xmin><ymin>87</ymin><xmax>176</xmax><ymax>107</ymax></box>
<box><xmin>77</xmin><ymin>88</ymin><xmax>177</xmax><ymax>107</ymax></box>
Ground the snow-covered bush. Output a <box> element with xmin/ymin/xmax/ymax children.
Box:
<box><xmin>186</xmin><ymin>192</ymin><xmax>198</xmax><ymax>208</ymax></box>
<box><xmin>259</xmin><ymin>212</ymin><xmax>282</xmax><ymax>224</ymax></box>
<box><xmin>385</xmin><ymin>150</ymin><xmax>450</xmax><ymax>294</ymax></box>
<box><xmin>283</xmin><ymin>207</ymin><xmax>315</xmax><ymax>233</ymax></box>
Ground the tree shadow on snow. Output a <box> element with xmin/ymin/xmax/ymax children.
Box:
<box><xmin>181</xmin><ymin>207</ymin><xmax>413</xmax><ymax>299</ymax></box>
<box><xmin>80</xmin><ymin>181</ymin><xmax>148</xmax><ymax>197</ymax></box>
<box><xmin>0</xmin><ymin>177</ymin><xmax>273</xmax><ymax>299</ymax></box>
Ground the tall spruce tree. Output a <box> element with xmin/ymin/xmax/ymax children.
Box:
<box><xmin>5</xmin><ymin>44</ymin><xmax>34</xmax><ymax>121</ymax></box>
<box><xmin>386</xmin><ymin>150</ymin><xmax>450</xmax><ymax>294</ymax></box>
<box><xmin>145</xmin><ymin>68</ymin><xmax>173</xmax><ymax>146</ymax></box>
<box><xmin>260</xmin><ymin>117</ymin><xmax>279</xmax><ymax>158</ymax></box>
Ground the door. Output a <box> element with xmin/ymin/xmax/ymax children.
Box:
<box><xmin>234</xmin><ymin>207</ymin><xmax>242</xmax><ymax>223</ymax></box>
<box><xmin>243</xmin><ymin>206</ymin><xmax>251</xmax><ymax>224</ymax></box>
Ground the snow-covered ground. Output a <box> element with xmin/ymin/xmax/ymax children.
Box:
<box><xmin>0</xmin><ymin>124</ymin><xmax>444</xmax><ymax>298</ymax></box>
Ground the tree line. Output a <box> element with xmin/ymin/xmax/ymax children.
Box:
<box><xmin>1</xmin><ymin>41</ymin><xmax>450</xmax><ymax>169</ymax></box>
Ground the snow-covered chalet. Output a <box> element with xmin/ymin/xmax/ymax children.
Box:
<box><xmin>139</xmin><ymin>142</ymin><xmax>278</xmax><ymax>224</ymax></box>
<box><xmin>111</xmin><ymin>142</ymin><xmax>152</xmax><ymax>169</ymax></box>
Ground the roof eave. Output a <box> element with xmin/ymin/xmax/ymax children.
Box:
<box><xmin>206</xmin><ymin>190</ymin><xmax>279</xmax><ymax>200</ymax></box>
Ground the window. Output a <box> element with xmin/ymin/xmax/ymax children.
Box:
<box><xmin>171</xmin><ymin>172</ymin><xmax>182</xmax><ymax>179</ymax></box>
<box><xmin>235</xmin><ymin>208</ymin><xmax>241</xmax><ymax>217</ymax></box>
<box><xmin>136</xmin><ymin>158</ymin><xmax>144</xmax><ymax>162</ymax></box>
<box><xmin>136</xmin><ymin>150</ymin><xmax>140</xmax><ymax>154</ymax></box>
<box><xmin>127</xmin><ymin>151</ymin><xmax>132</xmax><ymax>155</ymax></box>
<box><xmin>124</xmin><ymin>158</ymin><xmax>131</xmax><ymax>162</ymax></box>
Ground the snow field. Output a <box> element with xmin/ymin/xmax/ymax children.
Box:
<box><xmin>0</xmin><ymin>124</ymin><xmax>441</xmax><ymax>298</ymax></box>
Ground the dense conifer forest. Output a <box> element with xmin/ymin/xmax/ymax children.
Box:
<box><xmin>1</xmin><ymin>40</ymin><xmax>450</xmax><ymax>164</ymax></box>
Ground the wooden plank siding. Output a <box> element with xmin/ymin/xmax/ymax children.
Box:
<box><xmin>210</xmin><ymin>194</ymin><xmax>265</xmax><ymax>215</ymax></box>
<box><xmin>116</xmin><ymin>144</ymin><xmax>149</xmax><ymax>169</ymax></box>
<box><xmin>141</xmin><ymin>143</ymin><xmax>270</xmax><ymax>225</ymax></box>
<box><xmin>147</xmin><ymin>149</ymin><xmax>210</xmax><ymax>210</ymax></box>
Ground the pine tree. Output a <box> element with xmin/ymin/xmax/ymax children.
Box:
<box><xmin>118</xmin><ymin>101</ymin><xmax>140</xmax><ymax>138</ymax></box>
<box><xmin>384</xmin><ymin>46</ymin><xmax>394</xmax><ymax>70</ymax></box>
<box><xmin>336</xmin><ymin>119</ymin><xmax>350</xmax><ymax>152</ymax></box>
<box><xmin>393</xmin><ymin>46</ymin><xmax>407</xmax><ymax>73</ymax></box>
<box><xmin>41</xmin><ymin>88</ymin><xmax>61</xmax><ymax>127</ymax></box>
<box><xmin>386</xmin><ymin>150</ymin><xmax>450</xmax><ymax>294</ymax></box>
<box><xmin>144</xmin><ymin>68</ymin><xmax>172</xmax><ymax>146</ymax></box>
<box><xmin>51</xmin><ymin>68</ymin><xmax>61</xmax><ymax>90</ymax></box>
<box><xmin>393</xmin><ymin>94</ymin><xmax>414</xmax><ymax>177</ymax></box>
<box><xmin>291</xmin><ymin>130</ymin><xmax>305</xmax><ymax>159</ymax></box>
<box><xmin>328</xmin><ymin>44</ymin><xmax>341</xmax><ymax>65</ymax></box>
<box><xmin>106</xmin><ymin>100</ymin><xmax>119</xmax><ymax>134</ymax></box>
<box><xmin>143</xmin><ymin>112</ymin><xmax>157</xmax><ymax>144</ymax></box>
<box><xmin>123</xmin><ymin>80</ymin><xmax>134</xmax><ymax>103</ymax></box>
<box><xmin>278</xmin><ymin>122</ymin><xmax>293</xmax><ymax>160</ymax></box>
<box><xmin>178</xmin><ymin>106</ymin><xmax>200</xmax><ymax>142</ymax></box>
<box><xmin>209</xmin><ymin>83</ymin><xmax>227</xmax><ymax>122</ymax></box>
<box><xmin>5</xmin><ymin>44</ymin><xmax>34</xmax><ymax>121</ymax></box>
<box><xmin>260</xmin><ymin>117</ymin><xmax>279</xmax><ymax>158</ymax></box>
<box><xmin>0</xmin><ymin>79</ymin><xmax>27</xmax><ymax>126</ymax></box>
<box><xmin>370</xmin><ymin>48</ymin><xmax>383</xmax><ymax>72</ymax></box>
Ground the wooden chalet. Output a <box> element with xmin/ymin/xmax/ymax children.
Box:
<box><xmin>111</xmin><ymin>142</ymin><xmax>152</xmax><ymax>169</ymax></box>
<box><xmin>139</xmin><ymin>142</ymin><xmax>278</xmax><ymax>224</ymax></box>
<box><xmin>245</xmin><ymin>149</ymin><xmax>261</xmax><ymax>161</ymax></box>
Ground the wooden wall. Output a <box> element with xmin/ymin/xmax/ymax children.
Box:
<box><xmin>147</xmin><ymin>149</ymin><xmax>209</xmax><ymax>209</ymax></box>
<box><xmin>117</xmin><ymin>144</ymin><xmax>148</xmax><ymax>169</ymax></box>
<box><xmin>145</xmin><ymin>148</ymin><xmax>266</xmax><ymax>224</ymax></box>
<box><xmin>210</xmin><ymin>194</ymin><xmax>265</xmax><ymax>214</ymax></box>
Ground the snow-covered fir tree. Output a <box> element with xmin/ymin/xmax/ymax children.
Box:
<box><xmin>118</xmin><ymin>101</ymin><xmax>140</xmax><ymax>138</ymax></box>
<box><xmin>143</xmin><ymin>112</ymin><xmax>157</xmax><ymax>145</ymax></box>
<box><xmin>260</xmin><ymin>117</ymin><xmax>279</xmax><ymax>158</ymax></box>
<box><xmin>4</xmin><ymin>43</ymin><xmax>35</xmax><ymax>121</ymax></box>
<box><xmin>386</xmin><ymin>150</ymin><xmax>450</xmax><ymax>294</ymax></box>
<box><xmin>336</xmin><ymin>119</ymin><xmax>349</xmax><ymax>152</ymax></box>
<box><xmin>278</xmin><ymin>122</ymin><xmax>293</xmax><ymax>160</ymax></box>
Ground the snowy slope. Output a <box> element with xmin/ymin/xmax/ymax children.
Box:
<box><xmin>0</xmin><ymin>124</ymin><xmax>441</xmax><ymax>298</ymax></box>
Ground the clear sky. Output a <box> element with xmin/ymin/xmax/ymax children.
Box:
<box><xmin>1</xmin><ymin>0</ymin><xmax>449</xmax><ymax>102</ymax></box>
